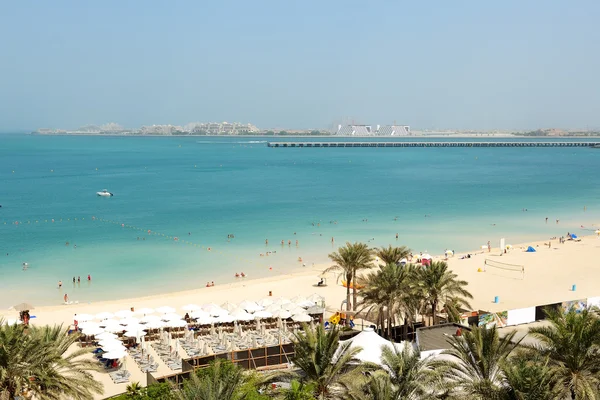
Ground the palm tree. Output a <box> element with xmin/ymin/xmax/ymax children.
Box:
<box><xmin>177</xmin><ymin>359</ymin><xmax>247</xmax><ymax>400</ymax></box>
<box><xmin>358</xmin><ymin>263</ymin><xmax>412</xmax><ymax>339</ymax></box>
<box><xmin>277</xmin><ymin>380</ymin><xmax>317</xmax><ymax>400</ymax></box>
<box><xmin>0</xmin><ymin>321</ymin><xmax>103</xmax><ymax>400</ymax></box>
<box><xmin>527</xmin><ymin>306</ymin><xmax>600</xmax><ymax>400</ymax></box>
<box><xmin>374</xmin><ymin>245</ymin><xmax>410</xmax><ymax>266</ymax></box>
<box><xmin>291</xmin><ymin>324</ymin><xmax>364</xmax><ymax>399</ymax></box>
<box><xmin>441</xmin><ymin>325</ymin><xmax>522</xmax><ymax>400</ymax></box>
<box><xmin>326</xmin><ymin>242</ymin><xmax>373</xmax><ymax>311</ymax></box>
<box><xmin>418</xmin><ymin>261</ymin><xmax>472</xmax><ymax>325</ymax></box>
<box><xmin>125</xmin><ymin>382</ymin><xmax>144</xmax><ymax>398</ymax></box>
<box><xmin>502</xmin><ymin>353</ymin><xmax>561</xmax><ymax>400</ymax></box>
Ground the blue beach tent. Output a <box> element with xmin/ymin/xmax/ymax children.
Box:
<box><xmin>571</xmin><ymin>234</ymin><xmax>578</xmax><ymax>239</ymax></box>
<box><xmin>526</xmin><ymin>246</ymin><xmax>536</xmax><ymax>252</ymax></box>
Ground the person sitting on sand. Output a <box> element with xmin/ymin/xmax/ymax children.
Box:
<box><xmin>184</xmin><ymin>312</ymin><xmax>190</xmax><ymax>322</ymax></box>
<box><xmin>317</xmin><ymin>278</ymin><xmax>324</xmax><ymax>286</ymax></box>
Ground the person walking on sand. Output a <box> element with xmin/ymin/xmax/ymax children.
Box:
<box><xmin>487</xmin><ymin>241</ymin><xmax>491</xmax><ymax>252</ymax></box>
<box><xmin>64</xmin><ymin>293</ymin><xmax>68</xmax><ymax>303</ymax></box>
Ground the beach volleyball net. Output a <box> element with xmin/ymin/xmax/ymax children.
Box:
<box><xmin>484</xmin><ymin>259</ymin><xmax>525</xmax><ymax>280</ymax></box>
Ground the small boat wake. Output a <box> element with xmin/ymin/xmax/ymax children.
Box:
<box><xmin>97</xmin><ymin>189</ymin><xmax>113</xmax><ymax>197</ymax></box>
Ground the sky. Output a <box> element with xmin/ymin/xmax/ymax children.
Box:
<box><xmin>0</xmin><ymin>1</ymin><xmax>599</xmax><ymax>131</ymax></box>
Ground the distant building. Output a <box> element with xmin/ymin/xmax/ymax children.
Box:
<box><xmin>184</xmin><ymin>122</ymin><xmax>259</xmax><ymax>135</ymax></box>
<box><xmin>334</xmin><ymin>124</ymin><xmax>411</xmax><ymax>136</ymax></box>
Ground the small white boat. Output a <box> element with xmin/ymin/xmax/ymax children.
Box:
<box><xmin>97</xmin><ymin>189</ymin><xmax>113</xmax><ymax>197</ymax></box>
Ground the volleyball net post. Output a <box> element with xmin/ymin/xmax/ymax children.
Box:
<box><xmin>484</xmin><ymin>259</ymin><xmax>525</xmax><ymax>280</ymax></box>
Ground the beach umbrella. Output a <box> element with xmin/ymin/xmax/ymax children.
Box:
<box><xmin>272</xmin><ymin>309</ymin><xmax>292</xmax><ymax>319</ymax></box>
<box><xmin>162</xmin><ymin>313</ymin><xmax>183</xmax><ymax>321</ymax></box>
<box><xmin>95</xmin><ymin>312</ymin><xmax>114</xmax><ymax>320</ymax></box>
<box><xmin>76</xmin><ymin>313</ymin><xmax>95</xmax><ymax>322</ymax></box>
<box><xmin>230</xmin><ymin>309</ymin><xmax>253</xmax><ymax>321</ymax></box>
<box><xmin>124</xmin><ymin>330</ymin><xmax>147</xmax><ymax>338</ymax></box>
<box><xmin>286</xmin><ymin>305</ymin><xmax>306</xmax><ymax>315</ymax></box>
<box><xmin>291</xmin><ymin>313</ymin><xmax>312</xmax><ymax>322</ymax></box>
<box><xmin>78</xmin><ymin>321</ymin><xmax>101</xmax><ymax>330</ymax></box>
<box><xmin>253</xmin><ymin>310</ymin><xmax>273</xmax><ymax>319</ymax></box>
<box><xmin>167</xmin><ymin>319</ymin><xmax>187</xmax><ymax>328</ymax></box>
<box><xmin>265</xmin><ymin>304</ymin><xmax>282</xmax><ymax>313</ymax></box>
<box><xmin>114</xmin><ymin>310</ymin><xmax>133</xmax><ymax>319</ymax></box>
<box><xmin>81</xmin><ymin>326</ymin><xmax>104</xmax><ymax>336</ymax></box>
<box><xmin>307</xmin><ymin>293</ymin><xmax>324</xmax><ymax>303</ymax></box>
<box><xmin>143</xmin><ymin>320</ymin><xmax>165</xmax><ymax>329</ymax></box>
<box><xmin>140</xmin><ymin>315</ymin><xmax>161</xmax><ymax>323</ymax></box>
<box><xmin>306</xmin><ymin>305</ymin><xmax>325</xmax><ymax>315</ymax></box>
<box><xmin>155</xmin><ymin>306</ymin><xmax>175</xmax><ymax>314</ymax></box>
<box><xmin>203</xmin><ymin>304</ymin><xmax>226</xmax><ymax>317</ymax></box>
<box><xmin>191</xmin><ymin>310</ymin><xmax>210</xmax><ymax>319</ymax></box>
<box><xmin>103</xmin><ymin>324</ymin><xmax>125</xmax><ymax>333</ymax></box>
<box><xmin>96</xmin><ymin>332</ymin><xmax>118</xmax><ymax>340</ymax></box>
<box><xmin>99</xmin><ymin>339</ymin><xmax>124</xmax><ymax>349</ymax></box>
<box><xmin>182</xmin><ymin>304</ymin><xmax>201</xmax><ymax>312</ymax></box>
<box><xmin>12</xmin><ymin>303</ymin><xmax>34</xmax><ymax>312</ymax></box>
<box><xmin>119</xmin><ymin>317</ymin><xmax>140</xmax><ymax>326</ymax></box>
<box><xmin>220</xmin><ymin>302</ymin><xmax>237</xmax><ymax>312</ymax></box>
<box><xmin>196</xmin><ymin>315</ymin><xmax>217</xmax><ymax>325</ymax></box>
<box><xmin>296</xmin><ymin>300</ymin><xmax>316</xmax><ymax>308</ymax></box>
<box><xmin>239</xmin><ymin>300</ymin><xmax>263</xmax><ymax>313</ymax></box>
<box><xmin>215</xmin><ymin>314</ymin><xmax>235</xmax><ymax>324</ymax></box>
<box><xmin>257</xmin><ymin>298</ymin><xmax>274</xmax><ymax>307</ymax></box>
<box><xmin>273</xmin><ymin>297</ymin><xmax>292</xmax><ymax>306</ymax></box>
<box><xmin>98</xmin><ymin>319</ymin><xmax>118</xmax><ymax>327</ymax></box>
<box><xmin>102</xmin><ymin>350</ymin><xmax>126</xmax><ymax>359</ymax></box>
<box><xmin>135</xmin><ymin>307</ymin><xmax>155</xmax><ymax>316</ymax></box>
<box><xmin>123</xmin><ymin>323</ymin><xmax>145</xmax><ymax>332</ymax></box>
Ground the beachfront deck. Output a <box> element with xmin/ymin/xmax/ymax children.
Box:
<box><xmin>267</xmin><ymin>141</ymin><xmax>600</xmax><ymax>148</ymax></box>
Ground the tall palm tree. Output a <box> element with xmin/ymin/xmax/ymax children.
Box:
<box><xmin>527</xmin><ymin>306</ymin><xmax>600</xmax><ymax>400</ymax></box>
<box><xmin>291</xmin><ymin>324</ymin><xmax>364</xmax><ymax>399</ymax></box>
<box><xmin>418</xmin><ymin>261</ymin><xmax>472</xmax><ymax>325</ymax></box>
<box><xmin>441</xmin><ymin>325</ymin><xmax>521</xmax><ymax>400</ymax></box>
<box><xmin>326</xmin><ymin>242</ymin><xmax>373</xmax><ymax>311</ymax></box>
<box><xmin>0</xmin><ymin>321</ymin><xmax>103</xmax><ymax>400</ymax></box>
<box><xmin>358</xmin><ymin>263</ymin><xmax>412</xmax><ymax>339</ymax></box>
<box><xmin>374</xmin><ymin>245</ymin><xmax>410</xmax><ymax>266</ymax></box>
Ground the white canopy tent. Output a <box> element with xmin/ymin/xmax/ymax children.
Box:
<box><xmin>336</xmin><ymin>328</ymin><xmax>405</xmax><ymax>366</ymax></box>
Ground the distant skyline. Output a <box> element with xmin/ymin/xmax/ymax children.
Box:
<box><xmin>1</xmin><ymin>1</ymin><xmax>599</xmax><ymax>131</ymax></box>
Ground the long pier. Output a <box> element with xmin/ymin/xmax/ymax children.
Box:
<box><xmin>267</xmin><ymin>141</ymin><xmax>600</xmax><ymax>148</ymax></box>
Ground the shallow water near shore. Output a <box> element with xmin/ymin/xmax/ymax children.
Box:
<box><xmin>1</xmin><ymin>135</ymin><xmax>599</xmax><ymax>307</ymax></box>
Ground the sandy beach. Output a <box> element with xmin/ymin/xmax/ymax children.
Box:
<box><xmin>4</xmin><ymin>233</ymin><xmax>600</xmax><ymax>327</ymax></box>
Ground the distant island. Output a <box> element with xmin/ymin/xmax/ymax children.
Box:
<box><xmin>33</xmin><ymin>122</ymin><xmax>600</xmax><ymax>137</ymax></box>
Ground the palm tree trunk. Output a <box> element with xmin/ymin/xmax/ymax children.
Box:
<box><xmin>346</xmin><ymin>284</ymin><xmax>351</xmax><ymax>312</ymax></box>
<box><xmin>352</xmin><ymin>280</ymin><xmax>358</xmax><ymax>311</ymax></box>
<box><xmin>432</xmin><ymin>300</ymin><xmax>438</xmax><ymax>326</ymax></box>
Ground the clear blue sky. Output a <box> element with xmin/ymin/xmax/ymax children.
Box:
<box><xmin>1</xmin><ymin>1</ymin><xmax>599</xmax><ymax>131</ymax></box>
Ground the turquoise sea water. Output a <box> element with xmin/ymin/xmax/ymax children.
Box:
<box><xmin>1</xmin><ymin>135</ymin><xmax>599</xmax><ymax>308</ymax></box>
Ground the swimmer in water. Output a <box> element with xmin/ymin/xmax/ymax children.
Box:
<box><xmin>265</xmin><ymin>239</ymin><xmax>268</xmax><ymax>245</ymax></box>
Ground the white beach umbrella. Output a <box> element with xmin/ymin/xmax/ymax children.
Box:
<box><xmin>103</xmin><ymin>324</ymin><xmax>125</xmax><ymax>333</ymax></box>
<box><xmin>76</xmin><ymin>313</ymin><xmax>95</xmax><ymax>322</ymax></box>
<box><xmin>124</xmin><ymin>330</ymin><xmax>147</xmax><ymax>338</ymax></box>
<box><xmin>114</xmin><ymin>310</ymin><xmax>134</xmax><ymax>319</ymax></box>
<box><xmin>265</xmin><ymin>304</ymin><xmax>282</xmax><ymax>313</ymax></box>
<box><xmin>119</xmin><ymin>317</ymin><xmax>140</xmax><ymax>326</ymax></box>
<box><xmin>297</xmin><ymin>300</ymin><xmax>316</xmax><ymax>308</ymax></box>
<box><xmin>273</xmin><ymin>297</ymin><xmax>292</xmax><ymax>306</ymax></box>
<box><xmin>155</xmin><ymin>306</ymin><xmax>176</xmax><ymax>314</ymax></box>
<box><xmin>123</xmin><ymin>323</ymin><xmax>145</xmax><ymax>332</ymax></box>
<box><xmin>78</xmin><ymin>321</ymin><xmax>101</xmax><ymax>330</ymax></box>
<box><xmin>135</xmin><ymin>307</ymin><xmax>155</xmax><ymax>316</ymax></box>
<box><xmin>96</xmin><ymin>332</ymin><xmax>118</xmax><ymax>340</ymax></box>
<box><xmin>140</xmin><ymin>315</ymin><xmax>161</xmax><ymax>323</ymax></box>
<box><xmin>239</xmin><ymin>300</ymin><xmax>263</xmax><ymax>313</ymax></box>
<box><xmin>215</xmin><ymin>314</ymin><xmax>235</xmax><ymax>324</ymax></box>
<box><xmin>421</xmin><ymin>254</ymin><xmax>432</xmax><ymax>260</ymax></box>
<box><xmin>203</xmin><ymin>304</ymin><xmax>226</xmax><ymax>316</ymax></box>
<box><xmin>253</xmin><ymin>310</ymin><xmax>273</xmax><ymax>319</ymax></box>
<box><xmin>81</xmin><ymin>326</ymin><xmax>104</xmax><ymax>336</ymax></box>
<box><xmin>143</xmin><ymin>320</ymin><xmax>165</xmax><ymax>329</ymax></box>
<box><xmin>220</xmin><ymin>301</ymin><xmax>237</xmax><ymax>312</ymax></box>
<box><xmin>95</xmin><ymin>312</ymin><xmax>114</xmax><ymax>320</ymax></box>
<box><xmin>99</xmin><ymin>339</ymin><xmax>124</xmax><ymax>349</ymax></box>
<box><xmin>182</xmin><ymin>304</ymin><xmax>201</xmax><ymax>312</ymax></box>
<box><xmin>191</xmin><ymin>310</ymin><xmax>210</xmax><ymax>319</ymax></box>
<box><xmin>230</xmin><ymin>308</ymin><xmax>254</xmax><ymax>321</ymax></box>
<box><xmin>102</xmin><ymin>350</ymin><xmax>126</xmax><ymax>359</ymax></box>
<box><xmin>196</xmin><ymin>315</ymin><xmax>217</xmax><ymax>325</ymax></box>
<box><xmin>98</xmin><ymin>319</ymin><xmax>118</xmax><ymax>327</ymax></box>
<box><xmin>167</xmin><ymin>319</ymin><xmax>187</xmax><ymax>328</ymax></box>
<box><xmin>286</xmin><ymin>305</ymin><xmax>306</xmax><ymax>315</ymax></box>
<box><xmin>162</xmin><ymin>313</ymin><xmax>183</xmax><ymax>321</ymax></box>
<box><xmin>291</xmin><ymin>313</ymin><xmax>312</xmax><ymax>322</ymax></box>
<box><xmin>307</xmin><ymin>293</ymin><xmax>324</xmax><ymax>303</ymax></box>
<box><xmin>272</xmin><ymin>309</ymin><xmax>292</xmax><ymax>319</ymax></box>
<box><xmin>257</xmin><ymin>298</ymin><xmax>274</xmax><ymax>307</ymax></box>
